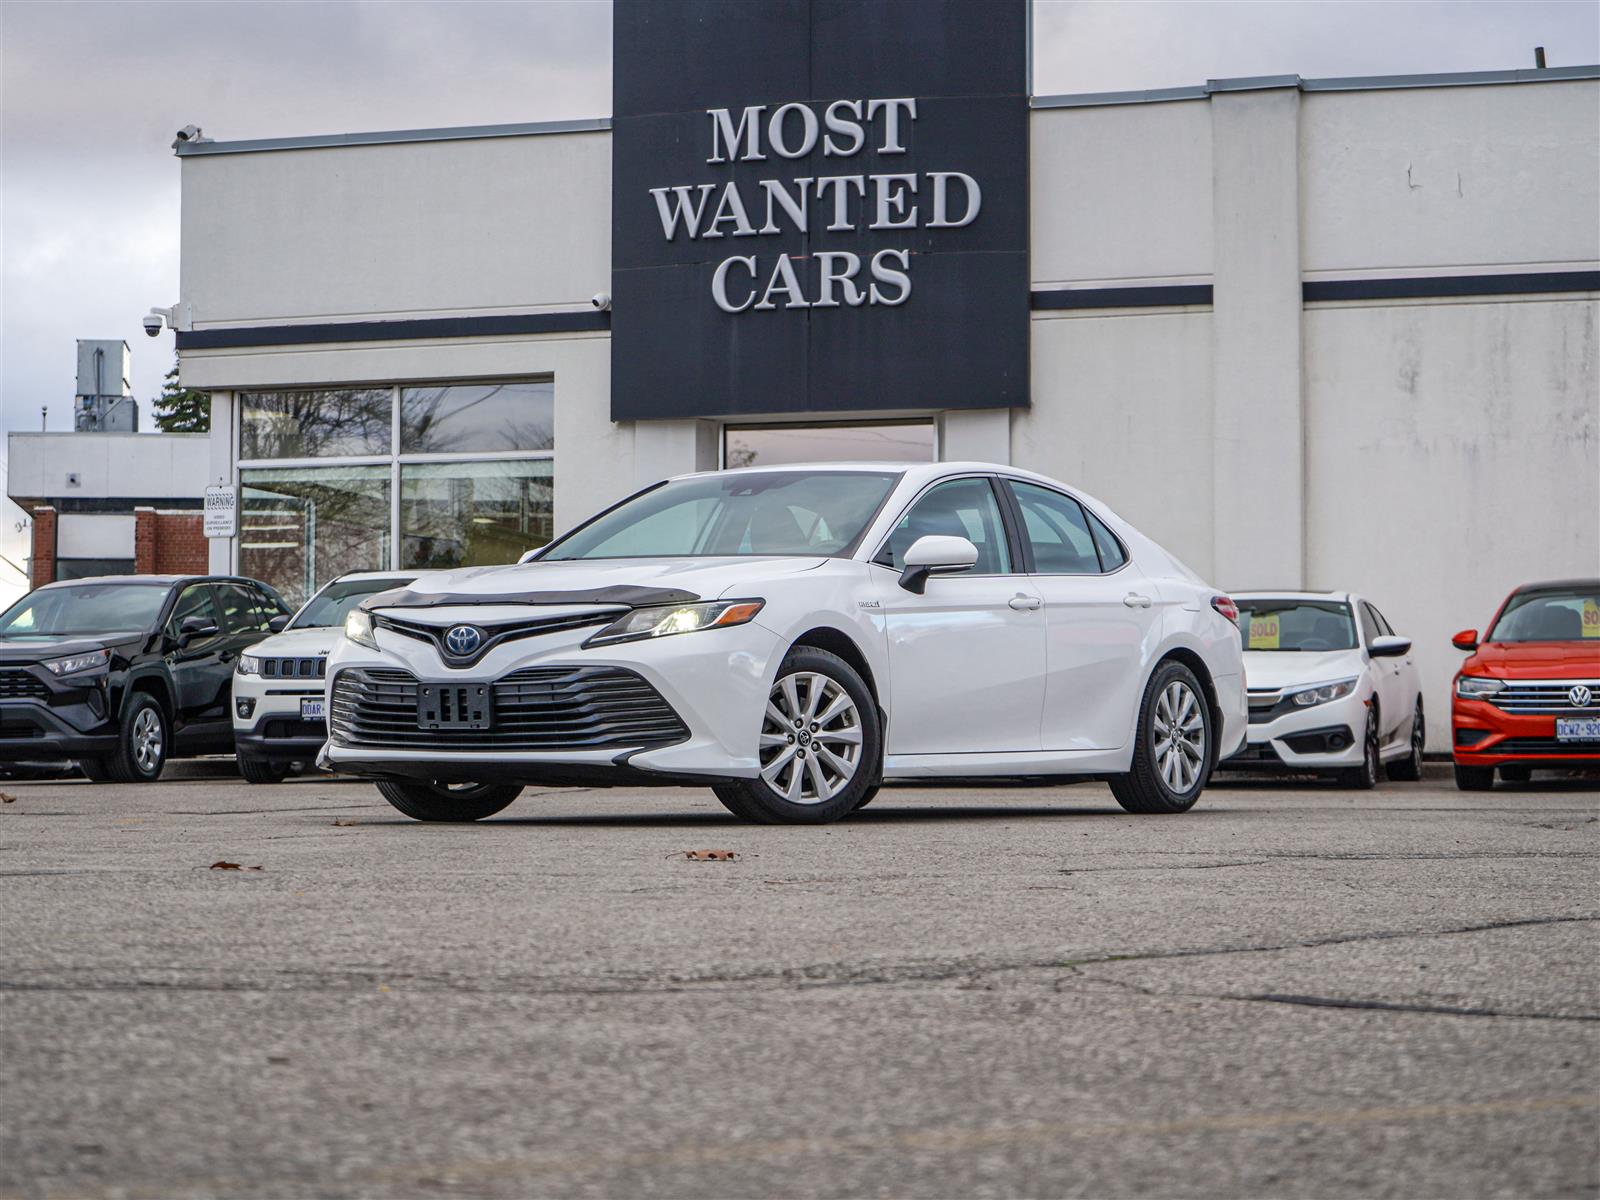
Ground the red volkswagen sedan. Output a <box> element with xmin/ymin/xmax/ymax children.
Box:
<box><xmin>1451</xmin><ymin>579</ymin><xmax>1600</xmax><ymax>789</ymax></box>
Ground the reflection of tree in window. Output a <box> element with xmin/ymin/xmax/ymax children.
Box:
<box><xmin>240</xmin><ymin>390</ymin><xmax>391</xmax><ymax>459</ymax></box>
<box><xmin>400</xmin><ymin>383</ymin><xmax>554</xmax><ymax>454</ymax></box>
<box><xmin>239</xmin><ymin>469</ymin><xmax>390</xmax><ymax>607</ymax></box>
<box><xmin>401</xmin><ymin>463</ymin><xmax>553</xmax><ymax>571</ymax></box>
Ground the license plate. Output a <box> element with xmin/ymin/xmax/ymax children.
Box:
<box><xmin>1556</xmin><ymin>717</ymin><xmax>1600</xmax><ymax>742</ymax></box>
<box><xmin>418</xmin><ymin>683</ymin><xmax>492</xmax><ymax>732</ymax></box>
<box><xmin>300</xmin><ymin>698</ymin><xmax>325</xmax><ymax>721</ymax></box>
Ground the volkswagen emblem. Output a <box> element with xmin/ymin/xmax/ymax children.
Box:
<box><xmin>443</xmin><ymin>625</ymin><xmax>484</xmax><ymax>657</ymax></box>
<box><xmin>1571</xmin><ymin>684</ymin><xmax>1594</xmax><ymax>708</ymax></box>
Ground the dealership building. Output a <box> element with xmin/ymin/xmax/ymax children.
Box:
<box><xmin>169</xmin><ymin>3</ymin><xmax>1598</xmax><ymax>745</ymax></box>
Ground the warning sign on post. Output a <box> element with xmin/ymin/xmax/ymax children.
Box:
<box><xmin>203</xmin><ymin>486</ymin><xmax>237</xmax><ymax>538</ymax></box>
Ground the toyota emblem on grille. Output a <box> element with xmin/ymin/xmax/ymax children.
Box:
<box><xmin>1571</xmin><ymin>684</ymin><xmax>1593</xmax><ymax>708</ymax></box>
<box><xmin>444</xmin><ymin>625</ymin><xmax>484</xmax><ymax>657</ymax></box>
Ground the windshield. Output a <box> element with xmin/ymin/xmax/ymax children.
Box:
<box><xmin>1487</xmin><ymin>586</ymin><xmax>1600</xmax><ymax>643</ymax></box>
<box><xmin>290</xmin><ymin>577</ymin><xmax>417</xmax><ymax>629</ymax></box>
<box><xmin>1236</xmin><ymin>599</ymin><xmax>1358</xmax><ymax>652</ymax></box>
<box><xmin>0</xmin><ymin>583</ymin><xmax>169</xmax><ymax>638</ymax></box>
<box><xmin>541</xmin><ymin>471</ymin><xmax>901</xmax><ymax>561</ymax></box>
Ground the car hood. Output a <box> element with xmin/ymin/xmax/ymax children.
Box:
<box><xmin>247</xmin><ymin>627</ymin><xmax>342</xmax><ymax>657</ymax></box>
<box><xmin>1242</xmin><ymin>649</ymin><xmax>1365</xmax><ymax>690</ymax></box>
<box><xmin>0</xmin><ymin>632</ymin><xmax>145</xmax><ymax>664</ymax></box>
<box><xmin>1462</xmin><ymin>641</ymin><xmax>1600</xmax><ymax>679</ymax></box>
<box><xmin>368</xmin><ymin>557</ymin><xmax>830</xmax><ymax>610</ymax></box>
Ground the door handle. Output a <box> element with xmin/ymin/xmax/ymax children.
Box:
<box><xmin>1123</xmin><ymin>593</ymin><xmax>1153</xmax><ymax>608</ymax></box>
<box><xmin>1008</xmin><ymin>594</ymin><xmax>1042</xmax><ymax>611</ymax></box>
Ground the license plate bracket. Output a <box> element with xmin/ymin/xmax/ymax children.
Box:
<box><xmin>1555</xmin><ymin>717</ymin><xmax>1600</xmax><ymax>742</ymax></box>
<box><xmin>418</xmin><ymin>683</ymin><xmax>492</xmax><ymax>732</ymax></box>
<box><xmin>300</xmin><ymin>698</ymin><xmax>325</xmax><ymax>721</ymax></box>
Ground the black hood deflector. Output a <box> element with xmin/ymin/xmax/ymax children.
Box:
<box><xmin>362</xmin><ymin>585</ymin><xmax>701</xmax><ymax>611</ymax></box>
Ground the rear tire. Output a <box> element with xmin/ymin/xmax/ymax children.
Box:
<box><xmin>1385</xmin><ymin>700</ymin><xmax>1425</xmax><ymax>782</ymax></box>
<box><xmin>375</xmin><ymin>779</ymin><xmax>522</xmax><ymax>822</ymax></box>
<box><xmin>713</xmin><ymin>647</ymin><xmax>880</xmax><ymax>825</ymax></box>
<box><xmin>1454</xmin><ymin>763</ymin><xmax>1495</xmax><ymax>791</ymax></box>
<box><xmin>851</xmin><ymin>784</ymin><xmax>882</xmax><ymax>812</ymax></box>
<box><xmin>1108</xmin><ymin>660</ymin><xmax>1212</xmax><ymax>814</ymax></box>
<box><xmin>239</xmin><ymin>756</ymin><xmax>291</xmax><ymax>785</ymax></box>
<box><xmin>79</xmin><ymin>693</ymin><xmax>167</xmax><ymax>784</ymax></box>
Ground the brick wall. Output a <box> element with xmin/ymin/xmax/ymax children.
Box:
<box><xmin>134</xmin><ymin>508</ymin><xmax>208</xmax><ymax>575</ymax></box>
<box><xmin>29</xmin><ymin>506</ymin><xmax>56</xmax><ymax>586</ymax></box>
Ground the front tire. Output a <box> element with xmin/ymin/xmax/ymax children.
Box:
<box><xmin>239</xmin><ymin>756</ymin><xmax>291</xmax><ymax>785</ymax></box>
<box><xmin>1109</xmin><ymin>660</ymin><xmax>1212</xmax><ymax>814</ymax></box>
<box><xmin>376</xmin><ymin>779</ymin><xmax>522</xmax><ymax>822</ymax></box>
<box><xmin>1338</xmin><ymin>704</ymin><xmax>1380</xmax><ymax>790</ymax></box>
<box><xmin>713</xmin><ymin>647</ymin><xmax>880</xmax><ymax>824</ymax></box>
<box><xmin>1454</xmin><ymin>763</ymin><xmax>1495</xmax><ymax>791</ymax></box>
<box><xmin>1385</xmin><ymin>700</ymin><xmax>1426</xmax><ymax>782</ymax></box>
<box><xmin>79</xmin><ymin>693</ymin><xmax>167</xmax><ymax>784</ymax></box>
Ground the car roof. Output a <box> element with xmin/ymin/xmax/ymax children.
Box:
<box><xmin>327</xmin><ymin>570</ymin><xmax>428</xmax><ymax>583</ymax></box>
<box><xmin>669</xmin><ymin>460</ymin><xmax>1096</xmax><ymax>489</ymax></box>
<box><xmin>34</xmin><ymin>574</ymin><xmax>256</xmax><ymax>590</ymax></box>
<box><xmin>1231</xmin><ymin>590</ymin><xmax>1353</xmax><ymax>602</ymax></box>
<box><xmin>1511</xmin><ymin>578</ymin><xmax>1600</xmax><ymax>592</ymax></box>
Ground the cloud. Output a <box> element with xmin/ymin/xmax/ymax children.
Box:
<box><xmin>2</xmin><ymin>0</ymin><xmax>1595</xmax><ymax>436</ymax></box>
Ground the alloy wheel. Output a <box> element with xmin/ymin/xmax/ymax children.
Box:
<box><xmin>759</xmin><ymin>671</ymin><xmax>864</xmax><ymax>805</ymax></box>
<box><xmin>132</xmin><ymin>708</ymin><xmax>163</xmax><ymax>775</ymax></box>
<box><xmin>1153</xmin><ymin>680</ymin><xmax>1206</xmax><ymax>794</ymax></box>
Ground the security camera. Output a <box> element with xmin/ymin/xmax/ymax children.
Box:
<box><xmin>142</xmin><ymin>313</ymin><xmax>165</xmax><ymax>338</ymax></box>
<box><xmin>174</xmin><ymin>125</ymin><xmax>202</xmax><ymax>143</ymax></box>
<box><xmin>591</xmin><ymin>292</ymin><xmax>612</xmax><ymax>312</ymax></box>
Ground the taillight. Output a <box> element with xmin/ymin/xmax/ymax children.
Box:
<box><xmin>1211</xmin><ymin>595</ymin><xmax>1239</xmax><ymax>624</ymax></box>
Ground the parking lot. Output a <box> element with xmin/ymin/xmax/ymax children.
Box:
<box><xmin>1</xmin><ymin>767</ymin><xmax>1595</xmax><ymax>1199</ymax></box>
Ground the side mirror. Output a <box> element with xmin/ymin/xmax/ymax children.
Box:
<box><xmin>177</xmin><ymin>615</ymin><xmax>219</xmax><ymax>646</ymax></box>
<box><xmin>1369</xmin><ymin>635</ymin><xmax>1411</xmax><ymax>658</ymax></box>
<box><xmin>899</xmin><ymin>535</ymin><xmax>979</xmax><ymax>594</ymax></box>
<box><xmin>267</xmin><ymin>614</ymin><xmax>290</xmax><ymax>633</ymax></box>
<box><xmin>517</xmin><ymin>545</ymin><xmax>546</xmax><ymax>564</ymax></box>
<box><xmin>1451</xmin><ymin>628</ymin><xmax>1479</xmax><ymax>652</ymax></box>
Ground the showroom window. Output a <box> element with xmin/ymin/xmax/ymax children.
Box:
<box><xmin>237</xmin><ymin>381</ymin><xmax>554</xmax><ymax>606</ymax></box>
<box><xmin>723</xmin><ymin>421</ymin><xmax>935</xmax><ymax>468</ymax></box>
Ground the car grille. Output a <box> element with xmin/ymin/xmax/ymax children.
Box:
<box><xmin>1486</xmin><ymin>680</ymin><xmax>1600</xmax><ymax>714</ymax></box>
<box><xmin>1489</xmin><ymin>737</ymin><xmax>1600</xmax><ymax>756</ymax></box>
<box><xmin>259</xmin><ymin>657</ymin><xmax>327</xmax><ymax>680</ymax></box>
<box><xmin>374</xmin><ymin>611</ymin><xmax>620</xmax><ymax>665</ymax></box>
<box><xmin>329</xmin><ymin>666</ymin><xmax>689</xmax><ymax>752</ymax></box>
<box><xmin>1247</xmin><ymin>688</ymin><xmax>1297</xmax><ymax>724</ymax></box>
<box><xmin>261</xmin><ymin>718</ymin><xmax>326</xmax><ymax>740</ymax></box>
<box><xmin>0</xmin><ymin>668</ymin><xmax>50</xmax><ymax>701</ymax></box>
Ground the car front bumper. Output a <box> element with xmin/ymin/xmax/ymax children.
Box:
<box><xmin>232</xmin><ymin>673</ymin><xmax>326</xmax><ymax>764</ymax></box>
<box><xmin>0</xmin><ymin>668</ymin><xmax>120</xmax><ymax>761</ymax></box>
<box><xmin>1452</xmin><ymin>697</ymin><xmax>1600</xmax><ymax>766</ymax></box>
<box><xmin>320</xmin><ymin>613</ymin><xmax>785</xmax><ymax>786</ymax></box>
<box><xmin>1224</xmin><ymin>691</ymin><xmax>1366</xmax><ymax>770</ymax></box>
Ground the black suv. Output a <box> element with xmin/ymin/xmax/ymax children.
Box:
<box><xmin>0</xmin><ymin>576</ymin><xmax>291</xmax><ymax>782</ymax></box>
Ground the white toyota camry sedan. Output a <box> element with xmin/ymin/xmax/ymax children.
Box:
<box><xmin>321</xmin><ymin>463</ymin><xmax>1247</xmax><ymax>824</ymax></box>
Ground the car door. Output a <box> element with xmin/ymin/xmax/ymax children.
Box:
<box><xmin>1003</xmin><ymin>480</ymin><xmax>1163</xmax><ymax>750</ymax></box>
<box><xmin>1365</xmin><ymin>601</ymin><xmax>1414</xmax><ymax>740</ymax></box>
<box><xmin>873</xmin><ymin>475</ymin><xmax>1045</xmax><ymax>755</ymax></box>
<box><xmin>164</xmin><ymin>583</ymin><xmax>229</xmax><ymax>735</ymax></box>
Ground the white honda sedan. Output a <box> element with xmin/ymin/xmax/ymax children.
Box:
<box><xmin>1225</xmin><ymin>591</ymin><xmax>1425</xmax><ymax>787</ymax></box>
<box><xmin>322</xmin><ymin>463</ymin><xmax>1247</xmax><ymax>824</ymax></box>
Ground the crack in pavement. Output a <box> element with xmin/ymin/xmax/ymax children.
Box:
<box><xmin>1</xmin><ymin>914</ymin><xmax>1593</xmax><ymax>998</ymax></box>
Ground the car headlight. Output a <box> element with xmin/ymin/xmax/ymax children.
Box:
<box><xmin>1287</xmin><ymin>677</ymin><xmax>1359</xmax><ymax>707</ymax></box>
<box><xmin>1455</xmin><ymin>675</ymin><xmax>1505</xmax><ymax>699</ymax></box>
<box><xmin>344</xmin><ymin>608</ymin><xmax>379</xmax><ymax>651</ymax></box>
<box><xmin>584</xmin><ymin>600</ymin><xmax>765</xmax><ymax>647</ymax></box>
<box><xmin>237</xmin><ymin>654</ymin><xmax>262</xmax><ymax>676</ymax></box>
<box><xmin>43</xmin><ymin>647</ymin><xmax>111</xmax><ymax>677</ymax></box>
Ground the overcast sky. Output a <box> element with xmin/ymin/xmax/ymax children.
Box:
<box><xmin>2</xmin><ymin>0</ymin><xmax>1595</xmax><ymax>438</ymax></box>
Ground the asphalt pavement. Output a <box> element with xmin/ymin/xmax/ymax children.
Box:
<box><xmin>1</xmin><ymin>765</ymin><xmax>1595</xmax><ymax>1199</ymax></box>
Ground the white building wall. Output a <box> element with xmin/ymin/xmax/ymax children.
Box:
<box><xmin>57</xmin><ymin>514</ymin><xmax>137</xmax><ymax>559</ymax></box>
<box><xmin>6</xmin><ymin>432</ymin><xmax>209</xmax><ymax>502</ymax></box>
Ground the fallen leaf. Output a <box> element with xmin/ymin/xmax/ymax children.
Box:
<box><xmin>332</xmin><ymin>819</ymin><xmax>359</xmax><ymax>827</ymax></box>
<box><xmin>683</xmin><ymin>849</ymin><xmax>740</xmax><ymax>862</ymax></box>
<box><xmin>209</xmin><ymin>861</ymin><xmax>264</xmax><ymax>871</ymax></box>
<box><xmin>1</xmin><ymin>792</ymin><xmax>15</xmax><ymax>803</ymax></box>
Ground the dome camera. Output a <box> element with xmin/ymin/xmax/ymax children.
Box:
<box><xmin>143</xmin><ymin>307</ymin><xmax>171</xmax><ymax>338</ymax></box>
<box><xmin>591</xmin><ymin>292</ymin><xmax>612</xmax><ymax>312</ymax></box>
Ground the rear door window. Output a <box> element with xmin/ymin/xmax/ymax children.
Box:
<box><xmin>1008</xmin><ymin>482</ymin><xmax>1102</xmax><ymax>574</ymax></box>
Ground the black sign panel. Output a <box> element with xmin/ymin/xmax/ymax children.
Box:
<box><xmin>611</xmin><ymin>0</ymin><xmax>1029</xmax><ymax>421</ymax></box>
